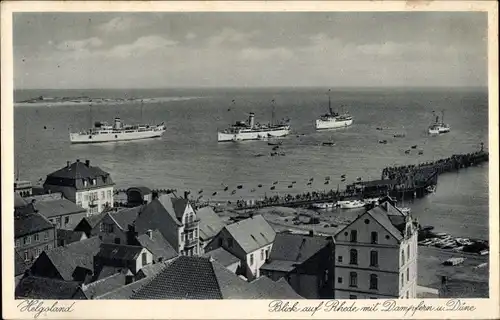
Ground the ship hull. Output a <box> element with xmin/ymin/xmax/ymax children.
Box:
<box><xmin>218</xmin><ymin>128</ymin><xmax>290</xmax><ymax>142</ymax></box>
<box><xmin>70</xmin><ymin>128</ymin><xmax>165</xmax><ymax>144</ymax></box>
<box><xmin>315</xmin><ymin>119</ymin><xmax>353</xmax><ymax>130</ymax></box>
<box><xmin>428</xmin><ymin>128</ymin><xmax>450</xmax><ymax>135</ymax></box>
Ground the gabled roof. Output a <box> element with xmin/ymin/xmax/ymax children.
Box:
<box><xmin>96</xmin><ymin>243</ymin><xmax>148</xmax><ymax>261</ymax></box>
<box><xmin>43</xmin><ymin>237</ymin><xmax>102</xmax><ymax>281</ymax></box>
<box><xmin>15</xmin><ymin>276</ymin><xmax>85</xmax><ymax>299</ymax></box>
<box><xmin>224</xmin><ymin>215</ymin><xmax>276</xmax><ymax>253</ymax></box>
<box><xmin>46</xmin><ymin>160</ymin><xmax>110</xmax><ymax>180</ymax></box>
<box><xmin>197</xmin><ymin>206</ymin><xmax>226</xmax><ymax>241</ymax></box>
<box><xmin>203</xmin><ymin>247</ymin><xmax>240</xmax><ymax>267</ymax></box>
<box><xmin>97</xmin><ymin>277</ymin><xmax>150</xmax><ymax>300</ymax></box>
<box><xmin>34</xmin><ymin>198</ymin><xmax>86</xmax><ymax>218</ymax></box>
<box><xmin>14</xmin><ymin>210</ymin><xmax>54</xmax><ymax>238</ymax></box>
<box><xmin>14</xmin><ymin>193</ymin><xmax>28</xmax><ymax>208</ymax></box>
<box><xmin>135</xmin><ymin>196</ymin><xmax>185</xmax><ymax>229</ymax></box>
<box><xmin>138</xmin><ymin>263</ymin><xmax>165</xmax><ymax>278</ymax></box>
<box><xmin>268</xmin><ymin>233</ymin><xmax>331</xmax><ymax>264</ymax></box>
<box><xmin>57</xmin><ymin>229</ymin><xmax>87</xmax><ymax>245</ymax></box>
<box><xmin>83</xmin><ymin>211</ymin><xmax>107</xmax><ymax>229</ymax></box>
<box><xmin>249</xmin><ymin>277</ymin><xmax>303</xmax><ymax>299</ymax></box>
<box><xmin>136</xmin><ymin>230</ymin><xmax>177</xmax><ymax>262</ymax></box>
<box><xmin>109</xmin><ymin>206</ymin><xmax>142</xmax><ymax>230</ymax></box>
<box><xmin>82</xmin><ymin>272</ymin><xmax>127</xmax><ymax>299</ymax></box>
<box><xmin>131</xmin><ymin>256</ymin><xmax>256</xmax><ymax>299</ymax></box>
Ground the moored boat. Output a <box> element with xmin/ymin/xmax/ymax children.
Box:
<box><xmin>339</xmin><ymin>200</ymin><xmax>366</xmax><ymax>209</ymax></box>
<box><xmin>428</xmin><ymin>110</ymin><xmax>450</xmax><ymax>135</ymax></box>
<box><xmin>315</xmin><ymin>91</ymin><xmax>353</xmax><ymax>130</ymax></box>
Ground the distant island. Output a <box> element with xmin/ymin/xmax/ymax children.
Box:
<box><xmin>15</xmin><ymin>95</ymin><xmax>200</xmax><ymax>107</ymax></box>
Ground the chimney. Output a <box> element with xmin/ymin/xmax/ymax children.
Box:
<box><xmin>76</xmin><ymin>159</ymin><xmax>80</xmax><ymax>163</ymax></box>
<box><xmin>66</xmin><ymin>161</ymin><xmax>71</xmax><ymax>168</ymax></box>
<box><xmin>152</xmin><ymin>191</ymin><xmax>159</xmax><ymax>199</ymax></box>
<box><xmin>184</xmin><ymin>191</ymin><xmax>189</xmax><ymax>199</ymax></box>
<box><xmin>146</xmin><ymin>229</ymin><xmax>153</xmax><ymax>239</ymax></box>
<box><xmin>85</xmin><ymin>160</ymin><xmax>90</xmax><ymax>167</ymax></box>
<box><xmin>308</xmin><ymin>230</ymin><xmax>314</xmax><ymax>237</ymax></box>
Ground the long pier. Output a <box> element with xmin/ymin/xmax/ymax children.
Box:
<box><xmin>232</xmin><ymin>150</ymin><xmax>489</xmax><ymax>210</ymax></box>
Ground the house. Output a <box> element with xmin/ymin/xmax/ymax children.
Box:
<box><xmin>29</xmin><ymin>237</ymin><xmax>102</xmax><ymax>283</ymax></box>
<box><xmin>88</xmin><ymin>206</ymin><xmax>142</xmax><ymax>244</ymax></box>
<box><xmin>135</xmin><ymin>229</ymin><xmax>178</xmax><ymax>263</ymax></box>
<box><xmin>205</xmin><ymin>214</ymin><xmax>276</xmax><ymax>281</ymax></box>
<box><xmin>130</xmin><ymin>256</ymin><xmax>301</xmax><ymax>299</ymax></box>
<box><xmin>43</xmin><ymin>159</ymin><xmax>115</xmax><ymax>215</ymax></box>
<box><xmin>14</xmin><ymin>203</ymin><xmax>57</xmax><ymax>264</ymax></box>
<box><xmin>134</xmin><ymin>193</ymin><xmax>200</xmax><ymax>256</ymax></box>
<box><xmin>15</xmin><ymin>276</ymin><xmax>87</xmax><ymax>299</ymax></box>
<box><xmin>93</xmin><ymin>243</ymin><xmax>153</xmax><ymax>276</ymax></box>
<box><xmin>14</xmin><ymin>180</ymin><xmax>33</xmax><ymax>197</ymax></box>
<box><xmin>260</xmin><ymin>231</ymin><xmax>335</xmax><ymax>298</ymax></box>
<box><xmin>333</xmin><ymin>198</ymin><xmax>418</xmax><ymax>299</ymax></box>
<box><xmin>196</xmin><ymin>206</ymin><xmax>226</xmax><ymax>253</ymax></box>
<box><xmin>203</xmin><ymin>247</ymin><xmax>241</xmax><ymax>273</ymax></box>
<box><xmin>30</xmin><ymin>198</ymin><xmax>87</xmax><ymax>230</ymax></box>
<box><xmin>73</xmin><ymin>211</ymin><xmax>107</xmax><ymax>237</ymax></box>
<box><xmin>126</xmin><ymin>186</ymin><xmax>153</xmax><ymax>206</ymax></box>
<box><xmin>57</xmin><ymin>229</ymin><xmax>88</xmax><ymax>246</ymax></box>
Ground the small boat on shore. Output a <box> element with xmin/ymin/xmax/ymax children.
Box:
<box><xmin>312</xmin><ymin>202</ymin><xmax>336</xmax><ymax>209</ymax></box>
<box><xmin>394</xmin><ymin>133</ymin><xmax>406</xmax><ymax>138</ymax></box>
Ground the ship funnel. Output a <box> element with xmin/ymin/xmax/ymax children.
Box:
<box><xmin>114</xmin><ymin>118</ymin><xmax>122</xmax><ymax>130</ymax></box>
<box><xmin>249</xmin><ymin>113</ymin><xmax>255</xmax><ymax>128</ymax></box>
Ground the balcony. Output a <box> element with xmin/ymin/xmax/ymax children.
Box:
<box><xmin>183</xmin><ymin>219</ymin><xmax>199</xmax><ymax>230</ymax></box>
<box><xmin>184</xmin><ymin>237</ymin><xmax>198</xmax><ymax>248</ymax></box>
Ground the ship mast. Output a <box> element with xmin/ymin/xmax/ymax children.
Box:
<box><xmin>328</xmin><ymin>89</ymin><xmax>333</xmax><ymax>115</ymax></box>
<box><xmin>271</xmin><ymin>99</ymin><xmax>275</xmax><ymax>125</ymax></box>
<box><xmin>141</xmin><ymin>99</ymin><xmax>144</xmax><ymax>124</ymax></box>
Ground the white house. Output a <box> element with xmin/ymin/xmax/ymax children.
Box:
<box><xmin>333</xmin><ymin>198</ymin><xmax>418</xmax><ymax>299</ymax></box>
<box><xmin>43</xmin><ymin>159</ymin><xmax>114</xmax><ymax>215</ymax></box>
<box><xmin>205</xmin><ymin>215</ymin><xmax>276</xmax><ymax>281</ymax></box>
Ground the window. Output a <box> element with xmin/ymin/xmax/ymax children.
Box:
<box><xmin>370</xmin><ymin>251</ymin><xmax>378</xmax><ymax>267</ymax></box>
<box><xmin>265</xmin><ymin>249</ymin><xmax>269</xmax><ymax>259</ymax></box>
<box><xmin>101</xmin><ymin>191</ymin><xmax>105</xmax><ymax>199</ymax></box>
<box><xmin>407</xmin><ymin>245</ymin><xmax>410</xmax><ymax>259</ymax></box>
<box><xmin>364</xmin><ymin>219</ymin><xmax>370</xmax><ymax>224</ymax></box>
<box><xmin>370</xmin><ymin>274</ymin><xmax>378</xmax><ymax>290</ymax></box>
<box><xmin>92</xmin><ymin>179</ymin><xmax>96</xmax><ymax>185</ymax></box>
<box><xmin>338</xmin><ymin>277</ymin><xmax>343</xmax><ymax>284</ymax></box>
<box><xmin>56</xmin><ymin>217</ymin><xmax>61</xmax><ymax>225</ymax></box>
<box><xmin>141</xmin><ymin>252</ymin><xmax>147</xmax><ymax>266</ymax></box>
<box><xmin>44</xmin><ymin>245</ymin><xmax>49</xmax><ymax>251</ymax></box>
<box><xmin>64</xmin><ymin>216</ymin><xmax>70</xmax><ymax>225</ymax></box>
<box><xmin>77</xmin><ymin>202</ymin><xmax>82</xmax><ymax>207</ymax></box>
<box><xmin>249</xmin><ymin>254</ymin><xmax>254</xmax><ymax>265</ymax></box>
<box><xmin>23</xmin><ymin>236</ymin><xmax>31</xmax><ymax>245</ymax></box>
<box><xmin>218</xmin><ymin>238</ymin><xmax>223</xmax><ymax>247</ymax></box>
<box><xmin>406</xmin><ymin>267</ymin><xmax>410</xmax><ymax>281</ymax></box>
<box><xmin>36</xmin><ymin>248</ymin><xmax>42</xmax><ymax>257</ymax></box>
<box><xmin>34</xmin><ymin>233</ymin><xmax>40</xmax><ymax>242</ymax></box>
<box><xmin>194</xmin><ymin>229</ymin><xmax>198</xmax><ymax>238</ymax></box>
<box><xmin>371</xmin><ymin>232</ymin><xmax>378</xmax><ymax>244</ymax></box>
<box><xmin>24</xmin><ymin>251</ymin><xmax>29</xmax><ymax>262</ymax></box>
<box><xmin>349</xmin><ymin>295</ymin><xmax>357</xmax><ymax>299</ymax></box>
<box><xmin>107</xmin><ymin>190</ymin><xmax>112</xmax><ymax>199</ymax></box>
<box><xmin>76</xmin><ymin>193</ymin><xmax>80</xmax><ymax>201</ymax></box>
<box><xmin>350</xmin><ymin>230</ymin><xmax>357</xmax><ymax>242</ymax></box>
<box><xmin>406</xmin><ymin>291</ymin><xmax>410</xmax><ymax>299</ymax></box>
<box><xmin>401</xmin><ymin>250</ymin><xmax>405</xmax><ymax>265</ymax></box>
<box><xmin>349</xmin><ymin>272</ymin><xmax>357</xmax><ymax>287</ymax></box>
<box><xmin>401</xmin><ymin>273</ymin><xmax>404</xmax><ymax>285</ymax></box>
<box><xmin>349</xmin><ymin>249</ymin><xmax>358</xmax><ymax>265</ymax></box>
<box><xmin>83</xmin><ymin>180</ymin><xmax>88</xmax><ymax>187</ymax></box>
<box><xmin>15</xmin><ymin>239</ymin><xmax>20</xmax><ymax>247</ymax></box>
<box><xmin>338</xmin><ymin>256</ymin><xmax>343</xmax><ymax>263</ymax></box>
<box><xmin>261</xmin><ymin>249</ymin><xmax>264</xmax><ymax>260</ymax></box>
<box><xmin>84</xmin><ymin>194</ymin><xmax>89</xmax><ymax>201</ymax></box>
<box><xmin>99</xmin><ymin>223</ymin><xmax>104</xmax><ymax>232</ymax></box>
<box><xmin>103</xmin><ymin>223</ymin><xmax>114</xmax><ymax>233</ymax></box>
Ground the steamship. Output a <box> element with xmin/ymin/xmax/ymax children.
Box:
<box><xmin>315</xmin><ymin>92</ymin><xmax>353</xmax><ymax>130</ymax></box>
<box><xmin>70</xmin><ymin>118</ymin><xmax>166</xmax><ymax>144</ymax></box>
<box><xmin>428</xmin><ymin>111</ymin><xmax>450</xmax><ymax>135</ymax></box>
<box><xmin>217</xmin><ymin>112</ymin><xmax>290</xmax><ymax>142</ymax></box>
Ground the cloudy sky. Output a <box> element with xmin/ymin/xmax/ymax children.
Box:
<box><xmin>13</xmin><ymin>12</ymin><xmax>487</xmax><ymax>89</ymax></box>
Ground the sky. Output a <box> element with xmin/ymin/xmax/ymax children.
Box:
<box><xmin>13</xmin><ymin>12</ymin><xmax>488</xmax><ymax>89</ymax></box>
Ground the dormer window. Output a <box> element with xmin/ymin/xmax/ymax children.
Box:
<box><xmin>92</xmin><ymin>179</ymin><xmax>96</xmax><ymax>185</ymax></box>
<box><xmin>83</xmin><ymin>180</ymin><xmax>88</xmax><ymax>187</ymax></box>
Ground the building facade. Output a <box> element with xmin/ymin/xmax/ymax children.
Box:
<box><xmin>43</xmin><ymin>159</ymin><xmax>114</xmax><ymax>215</ymax></box>
<box><xmin>333</xmin><ymin>199</ymin><xmax>418</xmax><ymax>299</ymax></box>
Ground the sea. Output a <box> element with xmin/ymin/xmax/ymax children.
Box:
<box><xmin>13</xmin><ymin>87</ymin><xmax>490</xmax><ymax>240</ymax></box>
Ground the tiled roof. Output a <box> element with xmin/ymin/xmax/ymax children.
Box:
<box><xmin>109</xmin><ymin>206</ymin><xmax>142</xmax><ymax>230</ymax></box>
<box><xmin>249</xmin><ymin>276</ymin><xmax>303</xmax><ymax>299</ymax></box>
<box><xmin>97</xmin><ymin>277</ymin><xmax>150</xmax><ymax>300</ymax></box>
<box><xmin>131</xmin><ymin>256</ymin><xmax>255</xmax><ymax>299</ymax></box>
<box><xmin>43</xmin><ymin>237</ymin><xmax>102</xmax><ymax>281</ymax></box>
<box><xmin>203</xmin><ymin>247</ymin><xmax>240</xmax><ymax>267</ymax></box>
<box><xmin>46</xmin><ymin>160</ymin><xmax>110</xmax><ymax>180</ymax></box>
<box><xmin>136</xmin><ymin>230</ymin><xmax>177</xmax><ymax>262</ymax></box>
<box><xmin>138</xmin><ymin>263</ymin><xmax>165</xmax><ymax>278</ymax></box>
<box><xmin>224</xmin><ymin>215</ymin><xmax>276</xmax><ymax>253</ymax></box>
<box><xmin>94</xmin><ymin>266</ymin><xmax>130</xmax><ymax>280</ymax></box>
<box><xmin>15</xmin><ymin>250</ymin><xmax>29</xmax><ymax>276</ymax></box>
<box><xmin>96</xmin><ymin>243</ymin><xmax>147</xmax><ymax>261</ymax></box>
<box><xmin>15</xmin><ymin>276</ymin><xmax>85</xmax><ymax>299</ymax></box>
<box><xmin>267</xmin><ymin>233</ymin><xmax>331</xmax><ymax>264</ymax></box>
<box><xmin>57</xmin><ymin>229</ymin><xmax>87</xmax><ymax>245</ymax></box>
<box><xmin>260</xmin><ymin>260</ymin><xmax>296</xmax><ymax>272</ymax></box>
<box><xmin>14</xmin><ymin>209</ymin><xmax>54</xmax><ymax>238</ymax></box>
<box><xmin>82</xmin><ymin>272</ymin><xmax>127</xmax><ymax>299</ymax></box>
<box><xmin>197</xmin><ymin>206</ymin><xmax>226</xmax><ymax>241</ymax></box>
<box><xmin>33</xmin><ymin>198</ymin><xmax>86</xmax><ymax>219</ymax></box>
